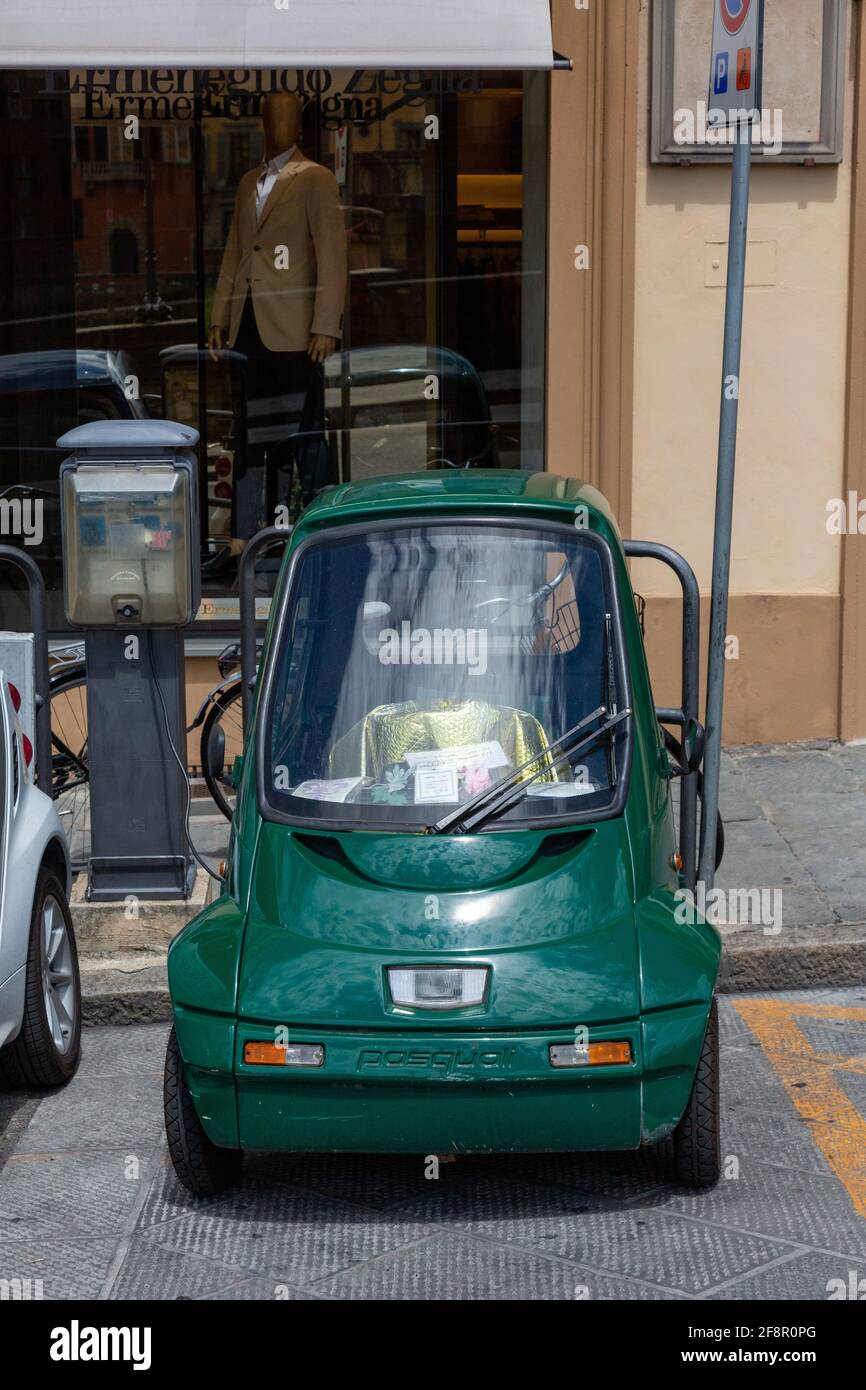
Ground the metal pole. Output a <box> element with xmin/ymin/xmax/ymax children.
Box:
<box><xmin>625</xmin><ymin>541</ymin><xmax>700</xmax><ymax>894</ymax></box>
<box><xmin>239</xmin><ymin>525</ymin><xmax>292</xmax><ymax>734</ymax></box>
<box><xmin>698</xmin><ymin>128</ymin><xmax>752</xmax><ymax>889</ymax></box>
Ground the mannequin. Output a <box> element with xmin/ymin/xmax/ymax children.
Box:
<box><xmin>209</xmin><ymin>93</ymin><xmax>348</xmax><ymax>532</ymax></box>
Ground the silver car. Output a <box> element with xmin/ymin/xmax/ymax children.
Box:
<box><xmin>0</xmin><ymin>670</ymin><xmax>80</xmax><ymax>1086</ymax></box>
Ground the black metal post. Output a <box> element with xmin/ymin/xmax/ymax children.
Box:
<box><xmin>239</xmin><ymin>526</ymin><xmax>292</xmax><ymax>734</ymax></box>
<box><xmin>624</xmin><ymin>541</ymin><xmax>700</xmax><ymax>894</ymax></box>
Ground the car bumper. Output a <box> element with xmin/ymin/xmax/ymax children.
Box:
<box><xmin>173</xmin><ymin>1000</ymin><xmax>711</xmax><ymax>1154</ymax></box>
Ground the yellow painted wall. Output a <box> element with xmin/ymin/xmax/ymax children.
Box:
<box><xmin>630</xmin><ymin>2</ymin><xmax>854</xmax><ymax>605</ymax></box>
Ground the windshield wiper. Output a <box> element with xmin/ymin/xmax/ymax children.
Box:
<box><xmin>429</xmin><ymin>705</ymin><xmax>631</xmax><ymax>836</ymax></box>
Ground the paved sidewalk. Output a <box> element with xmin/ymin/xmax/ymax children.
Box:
<box><xmin>0</xmin><ymin>991</ymin><xmax>864</xmax><ymax>1301</ymax></box>
<box><xmin>719</xmin><ymin>741</ymin><xmax>866</xmax><ymax>927</ymax></box>
<box><xmin>713</xmin><ymin>742</ymin><xmax>866</xmax><ymax>988</ymax></box>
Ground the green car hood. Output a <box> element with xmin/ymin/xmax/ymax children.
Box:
<box><xmin>238</xmin><ymin>818</ymin><xmax>640</xmax><ymax>1030</ymax></box>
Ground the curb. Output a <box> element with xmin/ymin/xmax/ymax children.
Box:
<box><xmin>79</xmin><ymin>929</ymin><xmax>866</xmax><ymax>1026</ymax></box>
<box><xmin>80</xmin><ymin>955</ymin><xmax>172</xmax><ymax>1026</ymax></box>
<box><xmin>71</xmin><ymin>868</ymin><xmax>212</xmax><ymax>953</ymax></box>
<box><xmin>717</xmin><ymin>926</ymin><xmax>866</xmax><ymax>994</ymax></box>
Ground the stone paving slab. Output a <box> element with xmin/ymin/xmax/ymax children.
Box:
<box><xmin>107</xmin><ymin>1237</ymin><xmax>289</xmax><ymax>1302</ymax></box>
<box><xmin>1</xmin><ymin>993</ymin><xmax>865</xmax><ymax>1301</ymax></box>
<box><xmin>397</xmin><ymin>1180</ymin><xmax>794</xmax><ymax>1296</ymax></box>
<box><xmin>716</xmin><ymin>1032</ymin><xmax>836</xmax><ymax>1175</ymax></box>
<box><xmin>709</xmin><ymin>1250</ymin><xmax>866</xmax><ymax>1302</ymax></box>
<box><xmin>0</xmin><ymin>1236</ymin><xmax>120</xmax><ymax>1301</ymax></box>
<box><xmin>658</xmin><ymin>1159</ymin><xmax>866</xmax><ymax>1257</ymax></box>
<box><xmin>141</xmin><ymin>1181</ymin><xmax>434</xmax><ymax>1287</ymax></box>
<box><xmin>198</xmin><ymin>1273</ymin><xmax>322</xmax><ymax>1300</ymax></box>
<box><xmin>724</xmin><ymin>743</ymin><xmax>866</xmax><ymax>934</ymax></box>
<box><xmin>0</xmin><ymin>1149</ymin><xmax>158</xmax><ymax>1240</ymax></box>
<box><xmin>313</xmin><ymin>1229</ymin><xmax>681</xmax><ymax>1301</ymax></box>
<box><xmin>9</xmin><ymin>1071</ymin><xmax>163</xmax><ymax>1155</ymax></box>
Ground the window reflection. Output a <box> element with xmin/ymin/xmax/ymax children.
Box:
<box><xmin>0</xmin><ymin>68</ymin><xmax>547</xmax><ymax>632</ymax></box>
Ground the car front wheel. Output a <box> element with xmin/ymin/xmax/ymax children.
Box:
<box><xmin>672</xmin><ymin>996</ymin><xmax>721</xmax><ymax>1188</ymax></box>
<box><xmin>164</xmin><ymin>1027</ymin><xmax>242</xmax><ymax>1196</ymax></box>
<box><xmin>0</xmin><ymin>867</ymin><xmax>81</xmax><ymax>1089</ymax></box>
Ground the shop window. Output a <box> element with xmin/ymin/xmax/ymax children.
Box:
<box><xmin>0</xmin><ymin>66</ymin><xmax>548</xmax><ymax>633</ymax></box>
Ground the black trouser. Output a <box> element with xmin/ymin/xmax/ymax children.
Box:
<box><xmin>233</xmin><ymin>292</ymin><xmax>322</xmax><ymax>536</ymax></box>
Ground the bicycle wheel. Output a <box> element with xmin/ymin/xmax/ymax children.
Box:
<box><xmin>200</xmin><ymin>682</ymin><xmax>244</xmax><ymax>820</ymax></box>
<box><xmin>50</xmin><ymin>666</ymin><xmax>90</xmax><ymax>872</ymax></box>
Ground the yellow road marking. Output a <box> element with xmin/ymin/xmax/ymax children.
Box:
<box><xmin>732</xmin><ymin>999</ymin><xmax>866</xmax><ymax>1219</ymax></box>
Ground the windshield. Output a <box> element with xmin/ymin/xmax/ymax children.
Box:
<box><xmin>262</xmin><ymin>521</ymin><xmax>629</xmax><ymax>829</ymax></box>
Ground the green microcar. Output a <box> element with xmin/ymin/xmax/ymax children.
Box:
<box><xmin>164</xmin><ymin>471</ymin><xmax>722</xmax><ymax>1195</ymax></box>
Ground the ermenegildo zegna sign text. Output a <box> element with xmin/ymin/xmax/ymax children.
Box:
<box><xmin>52</xmin><ymin>68</ymin><xmax>483</xmax><ymax>124</ymax></box>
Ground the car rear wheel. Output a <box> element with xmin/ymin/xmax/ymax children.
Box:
<box><xmin>0</xmin><ymin>867</ymin><xmax>81</xmax><ymax>1089</ymax></box>
<box><xmin>164</xmin><ymin>1026</ymin><xmax>242</xmax><ymax>1196</ymax></box>
<box><xmin>672</xmin><ymin>996</ymin><xmax>721</xmax><ymax>1188</ymax></box>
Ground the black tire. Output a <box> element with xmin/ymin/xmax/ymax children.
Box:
<box><xmin>672</xmin><ymin>996</ymin><xmax>721</xmax><ymax>1188</ymax></box>
<box><xmin>200</xmin><ymin>684</ymin><xmax>243</xmax><ymax>821</ymax></box>
<box><xmin>164</xmin><ymin>1026</ymin><xmax>242</xmax><ymax>1196</ymax></box>
<box><xmin>0</xmin><ymin>868</ymin><xmax>81</xmax><ymax>1089</ymax></box>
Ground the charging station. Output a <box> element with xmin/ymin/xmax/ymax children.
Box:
<box><xmin>58</xmin><ymin>419</ymin><xmax>200</xmax><ymax>902</ymax></box>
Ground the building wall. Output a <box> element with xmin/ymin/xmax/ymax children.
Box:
<box><xmin>629</xmin><ymin>1</ymin><xmax>856</xmax><ymax>744</ymax></box>
<box><xmin>547</xmin><ymin>0</ymin><xmax>638</xmax><ymax>528</ymax></box>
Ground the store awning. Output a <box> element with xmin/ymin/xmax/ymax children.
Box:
<box><xmin>2</xmin><ymin>0</ymin><xmax>562</xmax><ymax>71</ymax></box>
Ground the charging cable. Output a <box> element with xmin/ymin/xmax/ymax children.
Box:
<box><xmin>147</xmin><ymin>631</ymin><xmax>223</xmax><ymax>886</ymax></box>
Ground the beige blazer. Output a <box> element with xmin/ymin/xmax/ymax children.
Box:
<box><xmin>211</xmin><ymin>149</ymin><xmax>348</xmax><ymax>353</ymax></box>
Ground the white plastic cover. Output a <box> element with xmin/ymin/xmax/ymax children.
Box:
<box><xmin>2</xmin><ymin>0</ymin><xmax>557</xmax><ymax>71</ymax></box>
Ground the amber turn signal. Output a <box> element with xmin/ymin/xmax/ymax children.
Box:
<box><xmin>243</xmin><ymin>1041</ymin><xmax>324</xmax><ymax>1067</ymax></box>
<box><xmin>244</xmin><ymin>1042</ymin><xmax>287</xmax><ymax>1065</ymax></box>
<box><xmin>587</xmin><ymin>1041</ymin><xmax>632</xmax><ymax>1066</ymax></box>
<box><xmin>549</xmin><ymin>1039</ymin><xmax>633</xmax><ymax>1068</ymax></box>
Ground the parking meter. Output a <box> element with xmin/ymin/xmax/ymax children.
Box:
<box><xmin>58</xmin><ymin>420</ymin><xmax>200</xmax><ymax>901</ymax></box>
<box><xmin>60</xmin><ymin>419</ymin><xmax>200</xmax><ymax>628</ymax></box>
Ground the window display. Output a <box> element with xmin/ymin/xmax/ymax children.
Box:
<box><xmin>0</xmin><ymin>67</ymin><xmax>548</xmax><ymax>631</ymax></box>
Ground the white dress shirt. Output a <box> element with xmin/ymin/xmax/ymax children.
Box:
<box><xmin>255</xmin><ymin>145</ymin><xmax>297</xmax><ymax>223</ymax></box>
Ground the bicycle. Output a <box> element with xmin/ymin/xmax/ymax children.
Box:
<box><xmin>48</xmin><ymin>645</ymin><xmax>90</xmax><ymax>872</ymax></box>
<box><xmin>188</xmin><ymin>641</ymin><xmax>256</xmax><ymax>821</ymax></box>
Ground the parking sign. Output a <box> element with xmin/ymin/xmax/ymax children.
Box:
<box><xmin>708</xmin><ymin>0</ymin><xmax>764</xmax><ymax>128</ymax></box>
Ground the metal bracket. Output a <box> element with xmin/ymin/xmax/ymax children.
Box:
<box><xmin>239</xmin><ymin>525</ymin><xmax>293</xmax><ymax>733</ymax></box>
<box><xmin>624</xmin><ymin>541</ymin><xmax>700</xmax><ymax>893</ymax></box>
